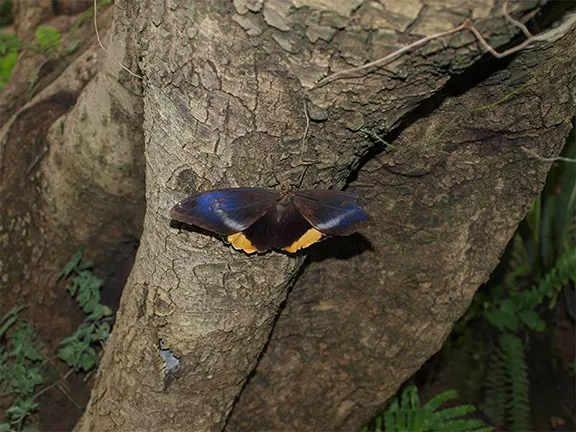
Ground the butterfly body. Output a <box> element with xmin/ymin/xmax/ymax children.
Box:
<box><xmin>170</xmin><ymin>188</ymin><xmax>369</xmax><ymax>253</ymax></box>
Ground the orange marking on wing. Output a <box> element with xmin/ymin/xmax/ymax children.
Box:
<box><xmin>283</xmin><ymin>228</ymin><xmax>323</xmax><ymax>253</ymax></box>
<box><xmin>227</xmin><ymin>233</ymin><xmax>258</xmax><ymax>254</ymax></box>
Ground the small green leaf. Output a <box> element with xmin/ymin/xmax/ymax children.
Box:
<box><xmin>23</xmin><ymin>346</ymin><xmax>43</xmax><ymax>362</ymax></box>
<box><xmin>0</xmin><ymin>306</ymin><xmax>26</xmax><ymax>337</ymax></box>
<box><xmin>518</xmin><ymin>310</ymin><xmax>546</xmax><ymax>331</ymax></box>
<box><xmin>93</xmin><ymin>322</ymin><xmax>110</xmax><ymax>341</ymax></box>
<box><xmin>0</xmin><ymin>51</ymin><xmax>18</xmax><ymax>89</ymax></box>
<box><xmin>6</xmin><ymin>397</ymin><xmax>39</xmax><ymax>422</ymax></box>
<box><xmin>0</xmin><ymin>34</ymin><xmax>19</xmax><ymax>56</ymax></box>
<box><xmin>484</xmin><ymin>310</ymin><xmax>519</xmax><ymax>331</ymax></box>
<box><xmin>35</xmin><ymin>26</ymin><xmax>61</xmax><ymax>52</ymax></box>
<box><xmin>58</xmin><ymin>250</ymin><xmax>83</xmax><ymax>279</ymax></box>
<box><xmin>424</xmin><ymin>389</ymin><xmax>458</xmax><ymax>412</ymax></box>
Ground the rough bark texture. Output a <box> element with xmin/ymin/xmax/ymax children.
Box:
<box><xmin>0</xmin><ymin>1</ymin><xmax>144</xmax><ymax>368</ymax></box>
<box><xmin>6</xmin><ymin>0</ymin><xmax>563</xmax><ymax>431</ymax></box>
<box><xmin>226</xmin><ymin>17</ymin><xmax>576</xmax><ymax>430</ymax></box>
<box><xmin>0</xmin><ymin>0</ymin><xmax>548</xmax><ymax>431</ymax></box>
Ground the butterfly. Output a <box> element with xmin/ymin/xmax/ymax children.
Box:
<box><xmin>170</xmin><ymin>188</ymin><xmax>370</xmax><ymax>254</ymax></box>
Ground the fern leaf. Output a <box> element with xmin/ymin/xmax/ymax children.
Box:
<box><xmin>483</xmin><ymin>346</ymin><xmax>507</xmax><ymax>427</ymax></box>
<box><xmin>438</xmin><ymin>418</ymin><xmax>494</xmax><ymax>431</ymax></box>
<box><xmin>384</xmin><ymin>405</ymin><xmax>398</xmax><ymax>431</ymax></box>
<box><xmin>374</xmin><ymin>413</ymin><xmax>383</xmax><ymax>432</ymax></box>
<box><xmin>423</xmin><ymin>389</ymin><xmax>459</xmax><ymax>412</ymax></box>
<box><xmin>431</xmin><ymin>405</ymin><xmax>476</xmax><ymax>422</ymax></box>
<box><xmin>500</xmin><ymin>333</ymin><xmax>530</xmax><ymax>432</ymax></box>
<box><xmin>537</xmin><ymin>249</ymin><xmax>576</xmax><ymax>298</ymax></box>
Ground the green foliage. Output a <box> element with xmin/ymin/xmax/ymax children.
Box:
<box><xmin>481</xmin><ymin>125</ymin><xmax>576</xmax><ymax>333</ymax></box>
<box><xmin>0</xmin><ymin>309</ymin><xmax>44</xmax><ymax>432</ymax></box>
<box><xmin>34</xmin><ymin>26</ymin><xmax>61</xmax><ymax>52</ymax></box>
<box><xmin>536</xmin><ymin>124</ymin><xmax>576</xmax><ymax>270</ymax></box>
<box><xmin>483</xmin><ymin>345</ymin><xmax>507</xmax><ymax>427</ymax></box>
<box><xmin>0</xmin><ymin>33</ymin><xmax>18</xmax><ymax>89</ymax></box>
<box><xmin>483</xmin><ymin>334</ymin><xmax>530</xmax><ymax>432</ymax></box>
<box><xmin>57</xmin><ymin>251</ymin><xmax>112</xmax><ymax>372</ymax></box>
<box><xmin>483</xmin><ymin>242</ymin><xmax>575</xmax><ymax>333</ymax></box>
<box><xmin>362</xmin><ymin>385</ymin><xmax>492</xmax><ymax>432</ymax></box>
<box><xmin>1</xmin><ymin>251</ymin><xmax>111</xmax><ymax>430</ymax></box>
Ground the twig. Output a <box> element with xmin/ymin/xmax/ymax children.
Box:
<box><xmin>33</xmin><ymin>369</ymin><xmax>74</xmax><ymax>400</ymax></box>
<box><xmin>93</xmin><ymin>0</ymin><xmax>142</xmax><ymax>79</ymax></box>
<box><xmin>57</xmin><ymin>380</ymin><xmax>83</xmax><ymax>410</ymax></box>
<box><xmin>312</xmin><ymin>0</ymin><xmax>538</xmax><ymax>89</ymax></box>
<box><xmin>502</xmin><ymin>0</ymin><xmax>533</xmax><ymax>39</ymax></box>
<box><xmin>312</xmin><ymin>22</ymin><xmax>468</xmax><ymax>89</ymax></box>
<box><xmin>462</xmin><ymin>20</ymin><xmax>534</xmax><ymax>59</ymax></box>
<box><xmin>521</xmin><ymin>146</ymin><xmax>576</xmax><ymax>164</ymax></box>
<box><xmin>33</xmin><ymin>365</ymin><xmax>84</xmax><ymax>410</ymax></box>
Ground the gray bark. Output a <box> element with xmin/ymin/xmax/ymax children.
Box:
<box><xmin>59</xmin><ymin>0</ymin><xmax>576</xmax><ymax>431</ymax></box>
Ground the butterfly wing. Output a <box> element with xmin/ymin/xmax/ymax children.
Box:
<box><xmin>292</xmin><ymin>190</ymin><xmax>370</xmax><ymax>236</ymax></box>
<box><xmin>170</xmin><ymin>188</ymin><xmax>281</xmax><ymax>235</ymax></box>
<box><xmin>236</xmin><ymin>196</ymin><xmax>323</xmax><ymax>253</ymax></box>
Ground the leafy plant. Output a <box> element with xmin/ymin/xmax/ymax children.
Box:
<box><xmin>482</xmin><ymin>246</ymin><xmax>576</xmax><ymax>332</ymax></box>
<box><xmin>0</xmin><ymin>33</ymin><xmax>18</xmax><ymax>89</ymax></box>
<box><xmin>362</xmin><ymin>384</ymin><xmax>492</xmax><ymax>432</ymax></box>
<box><xmin>0</xmin><ymin>308</ymin><xmax>44</xmax><ymax>432</ymax></box>
<box><xmin>57</xmin><ymin>250</ymin><xmax>112</xmax><ymax>374</ymax></box>
<box><xmin>0</xmin><ymin>251</ymin><xmax>112</xmax><ymax>430</ymax></box>
<box><xmin>483</xmin><ymin>333</ymin><xmax>530</xmax><ymax>431</ymax></box>
<box><xmin>34</xmin><ymin>26</ymin><xmax>60</xmax><ymax>52</ymax></box>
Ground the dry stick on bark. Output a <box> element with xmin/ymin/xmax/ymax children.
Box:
<box><xmin>311</xmin><ymin>0</ymin><xmax>536</xmax><ymax>89</ymax></box>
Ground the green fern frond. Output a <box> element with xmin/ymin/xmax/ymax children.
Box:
<box><xmin>368</xmin><ymin>385</ymin><xmax>492</xmax><ymax>432</ymax></box>
<box><xmin>537</xmin><ymin>249</ymin><xmax>576</xmax><ymax>299</ymax></box>
<box><xmin>483</xmin><ymin>346</ymin><xmax>507</xmax><ymax>427</ymax></box>
<box><xmin>499</xmin><ymin>334</ymin><xmax>530</xmax><ymax>432</ymax></box>
<box><xmin>438</xmin><ymin>419</ymin><xmax>493</xmax><ymax>432</ymax></box>
<box><xmin>429</xmin><ymin>405</ymin><xmax>476</xmax><ymax>423</ymax></box>
<box><xmin>421</xmin><ymin>389</ymin><xmax>455</xmax><ymax>411</ymax></box>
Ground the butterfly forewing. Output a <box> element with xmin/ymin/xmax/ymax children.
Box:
<box><xmin>170</xmin><ymin>188</ymin><xmax>281</xmax><ymax>235</ymax></box>
<box><xmin>293</xmin><ymin>190</ymin><xmax>370</xmax><ymax>236</ymax></box>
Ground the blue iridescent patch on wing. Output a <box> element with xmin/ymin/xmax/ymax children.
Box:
<box><xmin>170</xmin><ymin>188</ymin><xmax>280</xmax><ymax>235</ymax></box>
<box><xmin>293</xmin><ymin>190</ymin><xmax>370</xmax><ymax>236</ymax></box>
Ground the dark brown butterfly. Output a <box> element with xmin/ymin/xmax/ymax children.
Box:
<box><xmin>170</xmin><ymin>188</ymin><xmax>370</xmax><ymax>254</ymax></box>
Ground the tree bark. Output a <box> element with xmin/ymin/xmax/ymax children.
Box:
<box><xmin>1</xmin><ymin>0</ymin><xmax>573</xmax><ymax>431</ymax></box>
<box><xmin>0</xmin><ymin>0</ymin><xmax>144</xmax><ymax>375</ymax></box>
<box><xmin>226</xmin><ymin>15</ymin><xmax>576</xmax><ymax>430</ymax></box>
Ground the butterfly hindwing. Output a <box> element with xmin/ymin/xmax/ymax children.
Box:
<box><xmin>170</xmin><ymin>188</ymin><xmax>281</xmax><ymax>236</ymax></box>
<box><xmin>237</xmin><ymin>195</ymin><xmax>320</xmax><ymax>253</ymax></box>
<box><xmin>292</xmin><ymin>190</ymin><xmax>370</xmax><ymax>236</ymax></box>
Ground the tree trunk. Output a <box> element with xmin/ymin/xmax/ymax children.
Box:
<box><xmin>75</xmin><ymin>1</ymin><xmax>575</xmax><ymax>430</ymax></box>
<box><xmin>226</xmin><ymin>17</ymin><xmax>576</xmax><ymax>430</ymax></box>
<box><xmin>1</xmin><ymin>0</ymin><xmax>574</xmax><ymax>431</ymax></box>
<box><xmin>1</xmin><ymin>2</ymin><xmax>144</xmax><ymax>427</ymax></box>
